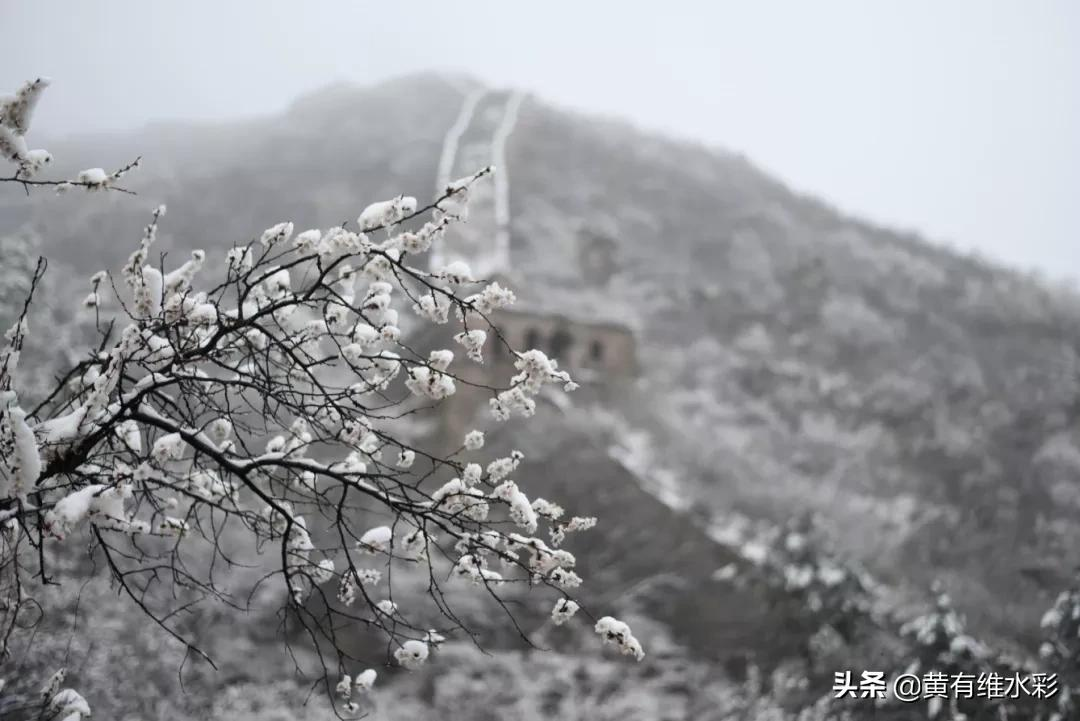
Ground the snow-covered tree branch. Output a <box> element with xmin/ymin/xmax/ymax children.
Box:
<box><xmin>0</xmin><ymin>78</ymin><xmax>140</xmax><ymax>195</ymax></box>
<box><xmin>0</xmin><ymin>78</ymin><xmax>640</xmax><ymax>716</ymax></box>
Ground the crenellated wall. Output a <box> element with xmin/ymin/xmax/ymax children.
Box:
<box><xmin>422</xmin><ymin>306</ymin><xmax>638</xmax><ymax>448</ymax></box>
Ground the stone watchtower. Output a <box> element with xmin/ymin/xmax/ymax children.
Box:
<box><xmin>420</xmin><ymin>86</ymin><xmax>639</xmax><ymax>445</ymax></box>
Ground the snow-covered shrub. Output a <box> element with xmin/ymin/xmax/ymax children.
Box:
<box><xmin>713</xmin><ymin>513</ymin><xmax>874</xmax><ymax>653</ymax></box>
<box><xmin>886</xmin><ymin>582</ymin><xmax>1040</xmax><ymax>720</ymax></box>
<box><xmin>1039</xmin><ymin>577</ymin><xmax>1080</xmax><ymax>719</ymax></box>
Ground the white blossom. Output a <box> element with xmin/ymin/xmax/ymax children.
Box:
<box><xmin>358</xmin><ymin>525</ymin><xmax>392</xmax><ymax>553</ymax></box>
<box><xmin>76</xmin><ymin>168</ymin><xmax>108</xmax><ymax>186</ymax></box>
<box><xmin>595</xmin><ymin>616</ymin><xmax>645</xmax><ymax>661</ymax></box>
<box><xmin>486</xmin><ymin>451</ymin><xmax>523</xmax><ymax>482</ymax></box>
<box><xmin>358</xmin><ymin>195</ymin><xmax>416</xmax><ymax>230</ymax></box>
<box><xmin>114</xmin><ymin>420</ymin><xmax>141</xmax><ymax>453</ymax></box>
<box><xmin>164</xmin><ymin>250</ymin><xmax>206</xmax><ymax>294</ymax></box>
<box><xmin>0</xmin><ymin>125</ymin><xmax>28</xmax><ymax>166</ymax></box>
<box><xmin>260</xmin><ymin>222</ymin><xmax>294</xmax><ymax>247</ymax></box>
<box><xmin>551</xmin><ymin>598</ymin><xmax>580</xmax><ymax>625</ymax></box>
<box><xmin>428</xmin><ymin>349</ymin><xmax>454</xmax><ymax>371</ymax></box>
<box><xmin>353</xmin><ymin>669</ymin><xmax>377</xmax><ymax>693</ymax></box>
<box><xmin>151</xmin><ymin>433</ymin><xmax>184</xmax><ymax>463</ymax></box>
<box><xmin>454</xmin><ymin>554</ymin><xmax>505</xmax><ymax>585</ymax></box>
<box><xmin>293</xmin><ymin>228</ymin><xmax>321</xmax><ymax>249</ymax></box>
<box><xmin>454</xmin><ymin>329</ymin><xmax>487</xmax><ymax>363</ymax></box>
<box><xmin>405</xmin><ymin>366</ymin><xmax>456</xmax><ymax>400</ymax></box>
<box><xmin>393</xmin><ymin>640</ymin><xmax>429</xmax><ymax>670</ymax></box>
<box><xmin>400</xmin><ymin>527</ymin><xmax>432</xmax><ymax>560</ymax></box>
<box><xmin>532</xmin><ymin>498</ymin><xmax>564</xmax><ymax>521</ymax></box>
<box><xmin>44</xmin><ymin>484</ymin><xmax>140</xmax><ymax>538</ymax></box>
<box><xmin>437</xmin><ymin>260</ymin><xmax>474</xmax><ymax>284</ymax></box>
<box><xmin>414</xmin><ymin>290</ymin><xmax>452</xmax><ymax>324</ymax></box>
<box><xmin>396</xmin><ymin>448</ymin><xmax>416</xmax><ymax>468</ymax></box>
<box><xmin>465</xmin><ymin>282</ymin><xmax>516</xmax><ymax>315</ymax></box>
<box><xmin>0</xmin><ymin>77</ymin><xmax>49</xmax><ymax>135</ymax></box>
<box><xmin>492</xmin><ymin>480</ymin><xmax>538</xmax><ymax>533</ymax></box>
<box><xmin>462</xmin><ymin>463</ymin><xmax>482</xmax><ymax>487</ymax></box>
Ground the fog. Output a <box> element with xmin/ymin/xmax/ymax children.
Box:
<box><xmin>2</xmin><ymin>0</ymin><xmax>1077</xmax><ymax>280</ymax></box>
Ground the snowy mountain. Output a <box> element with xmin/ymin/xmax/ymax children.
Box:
<box><xmin>4</xmin><ymin>71</ymin><xmax>1080</xmax><ymax>660</ymax></box>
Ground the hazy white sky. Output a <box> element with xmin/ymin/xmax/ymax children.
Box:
<box><xmin>3</xmin><ymin>0</ymin><xmax>1077</xmax><ymax>279</ymax></box>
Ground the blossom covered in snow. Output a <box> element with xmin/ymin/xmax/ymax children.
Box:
<box><xmin>463</xmin><ymin>282</ymin><xmax>516</xmax><ymax>316</ymax></box>
<box><xmin>550</xmin><ymin>515</ymin><xmax>597</xmax><ymax>547</ymax></box>
<box><xmin>437</xmin><ymin>260</ymin><xmax>474</xmax><ymax>284</ymax></box>
<box><xmin>394</xmin><ymin>640</ymin><xmax>430</xmax><ymax>670</ymax></box>
<box><xmin>488</xmin><ymin>349</ymin><xmax>576</xmax><ymax>421</ymax></box>
<box><xmin>358</xmin><ymin>195</ymin><xmax>417</xmax><ymax>231</ymax></box>
<box><xmin>487</xmin><ymin>450</ymin><xmax>523</xmax><ymax>482</ymax></box>
<box><xmin>0</xmin><ymin>78</ymin><xmax>49</xmax><ymax>175</ymax></box>
<box><xmin>358</xmin><ymin>525</ymin><xmax>392</xmax><ymax>553</ymax></box>
<box><xmin>399</xmin><ymin>527</ymin><xmax>432</xmax><ymax>560</ymax></box>
<box><xmin>260</xmin><ymin>222</ymin><xmax>294</xmax><ymax>247</ymax></box>
<box><xmin>353</xmin><ymin>668</ymin><xmax>377</xmax><ymax>693</ymax></box>
<box><xmin>454</xmin><ymin>329</ymin><xmax>487</xmax><ymax>363</ymax></box>
<box><xmin>396</xmin><ymin>448</ymin><xmax>416</xmax><ymax>468</ymax></box>
<box><xmin>151</xmin><ymin>433</ymin><xmax>185</xmax><ymax>463</ymax></box>
<box><xmin>43</xmin><ymin>484</ymin><xmax>143</xmax><ymax>538</ymax></box>
<box><xmin>595</xmin><ymin>616</ymin><xmax>645</xmax><ymax>661</ymax></box>
<box><xmin>492</xmin><ymin>480</ymin><xmax>538</xmax><ymax>533</ymax></box>
<box><xmin>551</xmin><ymin>598</ymin><xmax>580</xmax><ymax>626</ymax></box>
<box><xmin>405</xmin><ymin>365</ymin><xmax>456</xmax><ymax>400</ymax></box>
<box><xmin>463</xmin><ymin>429</ymin><xmax>485</xmax><ymax>450</ymax></box>
<box><xmin>1</xmin><ymin>77</ymin><xmax>139</xmax><ymax>189</ymax></box>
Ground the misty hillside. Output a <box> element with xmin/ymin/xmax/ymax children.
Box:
<box><xmin>5</xmin><ymin>70</ymin><xmax>1080</xmax><ymax>660</ymax></box>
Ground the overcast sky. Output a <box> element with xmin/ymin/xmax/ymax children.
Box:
<box><xmin>3</xmin><ymin>1</ymin><xmax>1077</xmax><ymax>279</ymax></box>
